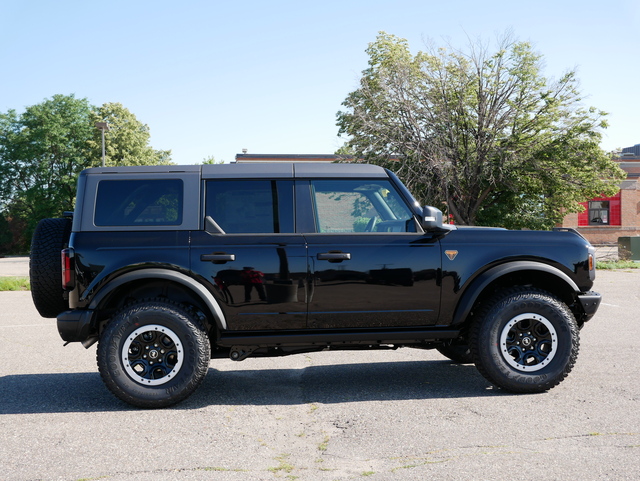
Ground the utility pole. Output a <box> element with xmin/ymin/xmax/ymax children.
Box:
<box><xmin>95</xmin><ymin>122</ymin><xmax>109</xmax><ymax>167</ymax></box>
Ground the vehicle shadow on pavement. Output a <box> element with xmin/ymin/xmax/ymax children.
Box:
<box><xmin>0</xmin><ymin>372</ymin><xmax>121</xmax><ymax>414</ymax></box>
<box><xmin>0</xmin><ymin>360</ymin><xmax>502</xmax><ymax>414</ymax></box>
<box><xmin>185</xmin><ymin>359</ymin><xmax>502</xmax><ymax>409</ymax></box>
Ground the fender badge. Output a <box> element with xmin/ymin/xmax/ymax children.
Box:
<box><xmin>445</xmin><ymin>250</ymin><xmax>458</xmax><ymax>261</ymax></box>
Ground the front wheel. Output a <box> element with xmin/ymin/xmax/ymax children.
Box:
<box><xmin>470</xmin><ymin>288</ymin><xmax>579</xmax><ymax>393</ymax></box>
<box><xmin>97</xmin><ymin>300</ymin><xmax>211</xmax><ymax>408</ymax></box>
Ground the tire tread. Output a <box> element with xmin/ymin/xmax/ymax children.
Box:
<box><xmin>29</xmin><ymin>218</ymin><xmax>72</xmax><ymax>318</ymax></box>
<box><xmin>470</xmin><ymin>287</ymin><xmax>579</xmax><ymax>393</ymax></box>
<box><xmin>97</xmin><ymin>299</ymin><xmax>211</xmax><ymax>408</ymax></box>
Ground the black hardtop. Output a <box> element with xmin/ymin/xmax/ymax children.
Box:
<box><xmin>80</xmin><ymin>162</ymin><xmax>389</xmax><ymax>179</ymax></box>
<box><xmin>82</xmin><ymin>165</ymin><xmax>202</xmax><ymax>174</ymax></box>
<box><xmin>201</xmin><ymin>162</ymin><xmax>388</xmax><ymax>179</ymax></box>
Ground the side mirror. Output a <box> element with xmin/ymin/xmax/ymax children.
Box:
<box><xmin>421</xmin><ymin>206</ymin><xmax>444</xmax><ymax>231</ymax></box>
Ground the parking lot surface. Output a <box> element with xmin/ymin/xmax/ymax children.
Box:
<box><xmin>0</xmin><ymin>256</ymin><xmax>29</xmax><ymax>277</ymax></box>
<box><xmin>0</xmin><ymin>269</ymin><xmax>639</xmax><ymax>480</ymax></box>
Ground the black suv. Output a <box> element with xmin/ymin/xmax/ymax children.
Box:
<box><xmin>29</xmin><ymin>163</ymin><xmax>601</xmax><ymax>407</ymax></box>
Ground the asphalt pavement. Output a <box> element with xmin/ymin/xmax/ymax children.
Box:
<box><xmin>0</xmin><ymin>266</ymin><xmax>638</xmax><ymax>480</ymax></box>
<box><xmin>0</xmin><ymin>256</ymin><xmax>29</xmax><ymax>277</ymax></box>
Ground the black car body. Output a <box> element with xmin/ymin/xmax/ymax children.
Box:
<box><xmin>30</xmin><ymin>163</ymin><xmax>601</xmax><ymax>407</ymax></box>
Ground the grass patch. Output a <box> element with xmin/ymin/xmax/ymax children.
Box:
<box><xmin>0</xmin><ymin>276</ymin><xmax>30</xmax><ymax>291</ymax></box>
<box><xmin>597</xmin><ymin>260</ymin><xmax>640</xmax><ymax>270</ymax></box>
<box><xmin>268</xmin><ymin>454</ymin><xmax>294</xmax><ymax>474</ymax></box>
<box><xmin>318</xmin><ymin>435</ymin><xmax>330</xmax><ymax>452</ymax></box>
<box><xmin>201</xmin><ymin>466</ymin><xmax>248</xmax><ymax>472</ymax></box>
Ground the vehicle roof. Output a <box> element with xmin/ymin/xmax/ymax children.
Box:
<box><xmin>82</xmin><ymin>165</ymin><xmax>202</xmax><ymax>174</ymax></box>
<box><xmin>81</xmin><ymin>162</ymin><xmax>388</xmax><ymax>179</ymax></box>
<box><xmin>201</xmin><ymin>162</ymin><xmax>388</xmax><ymax>179</ymax></box>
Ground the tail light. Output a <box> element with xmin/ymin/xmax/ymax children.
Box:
<box><xmin>61</xmin><ymin>248</ymin><xmax>75</xmax><ymax>290</ymax></box>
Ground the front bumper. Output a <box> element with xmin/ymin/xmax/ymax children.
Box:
<box><xmin>578</xmin><ymin>291</ymin><xmax>602</xmax><ymax>322</ymax></box>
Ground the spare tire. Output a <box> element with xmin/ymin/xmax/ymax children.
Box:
<box><xmin>30</xmin><ymin>218</ymin><xmax>72</xmax><ymax>318</ymax></box>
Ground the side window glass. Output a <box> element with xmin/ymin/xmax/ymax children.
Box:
<box><xmin>311</xmin><ymin>180</ymin><xmax>415</xmax><ymax>233</ymax></box>
<box><xmin>206</xmin><ymin>180</ymin><xmax>293</xmax><ymax>234</ymax></box>
<box><xmin>94</xmin><ymin>179</ymin><xmax>183</xmax><ymax>226</ymax></box>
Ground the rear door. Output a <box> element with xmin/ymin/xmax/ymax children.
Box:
<box><xmin>190</xmin><ymin>179</ymin><xmax>307</xmax><ymax>330</ymax></box>
<box><xmin>301</xmin><ymin>178</ymin><xmax>441</xmax><ymax>329</ymax></box>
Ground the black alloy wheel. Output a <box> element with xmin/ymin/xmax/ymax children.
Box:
<box><xmin>471</xmin><ymin>288</ymin><xmax>579</xmax><ymax>393</ymax></box>
<box><xmin>97</xmin><ymin>299</ymin><xmax>211</xmax><ymax>408</ymax></box>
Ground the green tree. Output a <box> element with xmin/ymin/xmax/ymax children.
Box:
<box><xmin>0</xmin><ymin>94</ymin><xmax>93</xmax><ymax>242</ymax></box>
<box><xmin>89</xmin><ymin>102</ymin><xmax>172</xmax><ymax>167</ymax></box>
<box><xmin>0</xmin><ymin>109</ymin><xmax>20</xmax><ymax>213</ymax></box>
<box><xmin>0</xmin><ymin>96</ymin><xmax>172</xmax><ymax>252</ymax></box>
<box><xmin>201</xmin><ymin>155</ymin><xmax>224</xmax><ymax>164</ymax></box>
<box><xmin>337</xmin><ymin>32</ymin><xmax>625</xmax><ymax>228</ymax></box>
<box><xmin>0</xmin><ymin>214</ymin><xmax>12</xmax><ymax>252</ymax></box>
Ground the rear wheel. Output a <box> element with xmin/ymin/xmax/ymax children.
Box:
<box><xmin>97</xmin><ymin>300</ymin><xmax>211</xmax><ymax>408</ymax></box>
<box><xmin>30</xmin><ymin>218</ymin><xmax>72</xmax><ymax>318</ymax></box>
<box><xmin>470</xmin><ymin>288</ymin><xmax>579</xmax><ymax>393</ymax></box>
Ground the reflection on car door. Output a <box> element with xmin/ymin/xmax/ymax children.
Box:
<box><xmin>190</xmin><ymin>179</ymin><xmax>307</xmax><ymax>330</ymax></box>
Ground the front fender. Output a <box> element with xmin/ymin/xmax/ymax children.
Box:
<box><xmin>451</xmin><ymin>261</ymin><xmax>580</xmax><ymax>327</ymax></box>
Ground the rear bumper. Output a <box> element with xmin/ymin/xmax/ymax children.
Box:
<box><xmin>57</xmin><ymin>309</ymin><xmax>95</xmax><ymax>344</ymax></box>
<box><xmin>578</xmin><ymin>291</ymin><xmax>602</xmax><ymax>322</ymax></box>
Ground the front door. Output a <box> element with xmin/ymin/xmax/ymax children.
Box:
<box><xmin>303</xmin><ymin>178</ymin><xmax>441</xmax><ymax>329</ymax></box>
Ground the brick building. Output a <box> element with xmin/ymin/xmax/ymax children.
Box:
<box><xmin>235</xmin><ymin>153</ymin><xmax>341</xmax><ymax>163</ymax></box>
<box><xmin>561</xmin><ymin>145</ymin><xmax>640</xmax><ymax>244</ymax></box>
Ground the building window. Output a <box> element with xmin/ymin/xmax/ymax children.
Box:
<box><xmin>588</xmin><ymin>201</ymin><xmax>609</xmax><ymax>225</ymax></box>
<box><xmin>578</xmin><ymin>192</ymin><xmax>621</xmax><ymax>227</ymax></box>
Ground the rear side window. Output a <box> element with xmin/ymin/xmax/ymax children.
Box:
<box><xmin>205</xmin><ymin>180</ymin><xmax>294</xmax><ymax>233</ymax></box>
<box><xmin>94</xmin><ymin>179</ymin><xmax>183</xmax><ymax>226</ymax></box>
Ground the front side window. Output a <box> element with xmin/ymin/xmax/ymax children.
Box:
<box><xmin>589</xmin><ymin>201</ymin><xmax>609</xmax><ymax>225</ymax></box>
<box><xmin>311</xmin><ymin>179</ymin><xmax>415</xmax><ymax>233</ymax></box>
<box><xmin>205</xmin><ymin>180</ymin><xmax>294</xmax><ymax>233</ymax></box>
<box><xmin>94</xmin><ymin>179</ymin><xmax>183</xmax><ymax>226</ymax></box>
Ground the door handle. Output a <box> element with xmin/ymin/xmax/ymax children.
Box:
<box><xmin>201</xmin><ymin>253</ymin><xmax>236</xmax><ymax>264</ymax></box>
<box><xmin>317</xmin><ymin>252</ymin><xmax>351</xmax><ymax>262</ymax></box>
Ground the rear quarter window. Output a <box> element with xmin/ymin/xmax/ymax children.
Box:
<box><xmin>94</xmin><ymin>179</ymin><xmax>183</xmax><ymax>226</ymax></box>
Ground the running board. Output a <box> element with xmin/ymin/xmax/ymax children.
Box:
<box><xmin>217</xmin><ymin>328</ymin><xmax>460</xmax><ymax>348</ymax></box>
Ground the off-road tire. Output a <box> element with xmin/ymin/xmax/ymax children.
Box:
<box><xmin>97</xmin><ymin>300</ymin><xmax>211</xmax><ymax>408</ymax></box>
<box><xmin>30</xmin><ymin>217</ymin><xmax>72</xmax><ymax>318</ymax></box>
<box><xmin>470</xmin><ymin>288</ymin><xmax>579</xmax><ymax>393</ymax></box>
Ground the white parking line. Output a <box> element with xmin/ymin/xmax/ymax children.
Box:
<box><xmin>0</xmin><ymin>324</ymin><xmax>51</xmax><ymax>328</ymax></box>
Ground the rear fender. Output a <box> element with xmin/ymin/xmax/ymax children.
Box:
<box><xmin>88</xmin><ymin>268</ymin><xmax>227</xmax><ymax>330</ymax></box>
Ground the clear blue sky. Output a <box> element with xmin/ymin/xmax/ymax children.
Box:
<box><xmin>1</xmin><ymin>0</ymin><xmax>638</xmax><ymax>164</ymax></box>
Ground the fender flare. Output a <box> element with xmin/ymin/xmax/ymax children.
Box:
<box><xmin>88</xmin><ymin>268</ymin><xmax>227</xmax><ymax>330</ymax></box>
<box><xmin>451</xmin><ymin>261</ymin><xmax>580</xmax><ymax>327</ymax></box>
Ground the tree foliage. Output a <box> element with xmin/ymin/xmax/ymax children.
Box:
<box><xmin>0</xmin><ymin>95</ymin><xmax>171</xmax><ymax>253</ymax></box>
<box><xmin>337</xmin><ymin>32</ymin><xmax>625</xmax><ymax>228</ymax></box>
<box><xmin>200</xmin><ymin>155</ymin><xmax>224</xmax><ymax>165</ymax></box>
<box><xmin>0</xmin><ymin>95</ymin><xmax>93</xmax><ymax>243</ymax></box>
<box><xmin>89</xmin><ymin>102</ymin><xmax>171</xmax><ymax>167</ymax></box>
